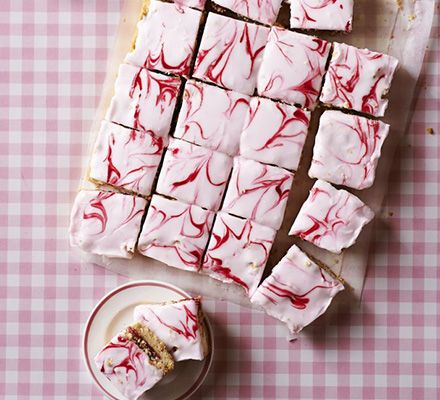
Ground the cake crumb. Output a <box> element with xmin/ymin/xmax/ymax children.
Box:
<box><xmin>396</xmin><ymin>0</ymin><xmax>403</xmax><ymax>10</ymax></box>
<box><xmin>107</xmin><ymin>358</ymin><xmax>113</xmax><ymax>366</ymax></box>
<box><xmin>426</xmin><ymin>127</ymin><xmax>434</xmax><ymax>135</ymax></box>
<box><xmin>408</xmin><ymin>14</ymin><xmax>416</xmax><ymax>22</ymax></box>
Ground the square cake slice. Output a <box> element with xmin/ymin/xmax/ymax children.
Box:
<box><xmin>105</xmin><ymin>64</ymin><xmax>181</xmax><ymax>137</ymax></box>
<box><xmin>202</xmin><ymin>212</ymin><xmax>276</xmax><ymax>296</ymax></box>
<box><xmin>222</xmin><ymin>157</ymin><xmax>294</xmax><ymax>230</ymax></box>
<box><xmin>320</xmin><ymin>42</ymin><xmax>399</xmax><ymax>117</ymax></box>
<box><xmin>213</xmin><ymin>0</ymin><xmax>283</xmax><ymax>25</ymax></box>
<box><xmin>156</xmin><ymin>138</ymin><xmax>233</xmax><ymax>211</ymax></box>
<box><xmin>290</xmin><ymin>0</ymin><xmax>354</xmax><ymax>32</ymax></box>
<box><xmin>89</xmin><ymin>121</ymin><xmax>166</xmax><ymax>196</ymax></box>
<box><xmin>309</xmin><ymin>110</ymin><xmax>390</xmax><ymax>190</ymax></box>
<box><xmin>138</xmin><ymin>195</ymin><xmax>214</xmax><ymax>272</ymax></box>
<box><xmin>289</xmin><ymin>180</ymin><xmax>374</xmax><ymax>253</ymax></box>
<box><xmin>240</xmin><ymin>97</ymin><xmax>311</xmax><ymax>171</ymax></box>
<box><xmin>174</xmin><ymin>80</ymin><xmax>250</xmax><ymax>156</ymax></box>
<box><xmin>133</xmin><ymin>298</ymin><xmax>209</xmax><ymax>361</ymax></box>
<box><xmin>193</xmin><ymin>13</ymin><xmax>269</xmax><ymax>95</ymax></box>
<box><xmin>94</xmin><ymin>322</ymin><xmax>174</xmax><ymax>400</ymax></box>
<box><xmin>125</xmin><ymin>1</ymin><xmax>202</xmax><ymax>76</ymax></box>
<box><xmin>250</xmin><ymin>244</ymin><xmax>344</xmax><ymax>339</ymax></box>
<box><xmin>257</xmin><ymin>27</ymin><xmax>331</xmax><ymax>109</ymax></box>
<box><xmin>69</xmin><ymin>190</ymin><xmax>146</xmax><ymax>258</ymax></box>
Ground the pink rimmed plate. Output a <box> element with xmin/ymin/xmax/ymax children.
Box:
<box><xmin>83</xmin><ymin>280</ymin><xmax>214</xmax><ymax>400</ymax></box>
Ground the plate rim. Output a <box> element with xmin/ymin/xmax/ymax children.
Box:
<box><xmin>82</xmin><ymin>279</ymin><xmax>214</xmax><ymax>400</ymax></box>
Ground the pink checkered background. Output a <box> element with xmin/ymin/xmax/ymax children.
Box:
<box><xmin>0</xmin><ymin>1</ymin><xmax>439</xmax><ymax>399</ymax></box>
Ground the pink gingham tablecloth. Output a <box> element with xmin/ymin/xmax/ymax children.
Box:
<box><xmin>0</xmin><ymin>1</ymin><xmax>439</xmax><ymax>399</ymax></box>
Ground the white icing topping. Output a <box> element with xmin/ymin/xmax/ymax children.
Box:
<box><xmin>214</xmin><ymin>0</ymin><xmax>283</xmax><ymax>25</ymax></box>
<box><xmin>94</xmin><ymin>330</ymin><xmax>163</xmax><ymax>400</ymax></box>
<box><xmin>89</xmin><ymin>121</ymin><xmax>165</xmax><ymax>196</ymax></box>
<box><xmin>174</xmin><ymin>80</ymin><xmax>250</xmax><ymax>156</ymax></box>
<box><xmin>289</xmin><ymin>180</ymin><xmax>374</xmax><ymax>254</ymax></box>
<box><xmin>133</xmin><ymin>299</ymin><xmax>206</xmax><ymax>361</ymax></box>
<box><xmin>173</xmin><ymin>0</ymin><xmax>206</xmax><ymax>10</ymax></box>
<box><xmin>250</xmin><ymin>244</ymin><xmax>344</xmax><ymax>338</ymax></box>
<box><xmin>156</xmin><ymin>138</ymin><xmax>233</xmax><ymax>211</ymax></box>
<box><xmin>138</xmin><ymin>195</ymin><xmax>214</xmax><ymax>271</ymax></box>
<box><xmin>125</xmin><ymin>1</ymin><xmax>202</xmax><ymax>76</ymax></box>
<box><xmin>320</xmin><ymin>42</ymin><xmax>399</xmax><ymax>117</ymax></box>
<box><xmin>193</xmin><ymin>13</ymin><xmax>269</xmax><ymax>95</ymax></box>
<box><xmin>290</xmin><ymin>0</ymin><xmax>354</xmax><ymax>32</ymax></box>
<box><xmin>240</xmin><ymin>97</ymin><xmax>311</xmax><ymax>171</ymax></box>
<box><xmin>203</xmin><ymin>212</ymin><xmax>276</xmax><ymax>296</ymax></box>
<box><xmin>309</xmin><ymin>110</ymin><xmax>390</xmax><ymax>190</ymax></box>
<box><xmin>69</xmin><ymin>190</ymin><xmax>147</xmax><ymax>258</ymax></box>
<box><xmin>105</xmin><ymin>64</ymin><xmax>181</xmax><ymax>137</ymax></box>
<box><xmin>257</xmin><ymin>27</ymin><xmax>331</xmax><ymax>109</ymax></box>
<box><xmin>222</xmin><ymin>157</ymin><xmax>294</xmax><ymax>230</ymax></box>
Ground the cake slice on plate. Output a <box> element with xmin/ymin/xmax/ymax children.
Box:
<box><xmin>133</xmin><ymin>298</ymin><xmax>209</xmax><ymax>361</ymax></box>
<box><xmin>94</xmin><ymin>322</ymin><xmax>174</xmax><ymax>400</ymax></box>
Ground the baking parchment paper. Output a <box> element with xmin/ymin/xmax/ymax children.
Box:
<box><xmin>76</xmin><ymin>0</ymin><xmax>436</xmax><ymax>307</ymax></box>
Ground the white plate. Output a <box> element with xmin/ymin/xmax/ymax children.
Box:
<box><xmin>83</xmin><ymin>280</ymin><xmax>214</xmax><ymax>400</ymax></box>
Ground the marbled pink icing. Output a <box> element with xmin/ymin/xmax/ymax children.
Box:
<box><xmin>257</xmin><ymin>27</ymin><xmax>330</xmax><ymax>109</ymax></box>
<box><xmin>289</xmin><ymin>180</ymin><xmax>374</xmax><ymax>253</ymax></box>
<box><xmin>309</xmin><ymin>110</ymin><xmax>390</xmax><ymax>190</ymax></box>
<box><xmin>214</xmin><ymin>0</ymin><xmax>283</xmax><ymax>25</ymax></box>
<box><xmin>156</xmin><ymin>138</ymin><xmax>233</xmax><ymax>211</ymax></box>
<box><xmin>203</xmin><ymin>211</ymin><xmax>276</xmax><ymax>296</ymax></box>
<box><xmin>69</xmin><ymin>190</ymin><xmax>147</xmax><ymax>258</ymax></box>
<box><xmin>125</xmin><ymin>1</ymin><xmax>202</xmax><ymax>76</ymax></box>
<box><xmin>173</xmin><ymin>0</ymin><xmax>206</xmax><ymax>10</ymax></box>
<box><xmin>94</xmin><ymin>330</ymin><xmax>163</xmax><ymax>400</ymax></box>
<box><xmin>240</xmin><ymin>97</ymin><xmax>311</xmax><ymax>171</ymax></box>
<box><xmin>290</xmin><ymin>0</ymin><xmax>354</xmax><ymax>32</ymax></box>
<box><xmin>320</xmin><ymin>42</ymin><xmax>399</xmax><ymax>117</ymax></box>
<box><xmin>193</xmin><ymin>13</ymin><xmax>269</xmax><ymax>95</ymax></box>
<box><xmin>106</xmin><ymin>64</ymin><xmax>181</xmax><ymax>137</ymax></box>
<box><xmin>138</xmin><ymin>195</ymin><xmax>214</xmax><ymax>271</ymax></box>
<box><xmin>222</xmin><ymin>157</ymin><xmax>294</xmax><ymax>230</ymax></box>
<box><xmin>174</xmin><ymin>80</ymin><xmax>250</xmax><ymax>156</ymax></box>
<box><xmin>89</xmin><ymin>121</ymin><xmax>165</xmax><ymax>196</ymax></box>
<box><xmin>250</xmin><ymin>244</ymin><xmax>344</xmax><ymax>339</ymax></box>
<box><xmin>133</xmin><ymin>299</ymin><xmax>206</xmax><ymax>361</ymax></box>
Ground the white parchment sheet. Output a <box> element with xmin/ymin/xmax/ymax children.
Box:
<box><xmin>76</xmin><ymin>0</ymin><xmax>436</xmax><ymax>307</ymax></box>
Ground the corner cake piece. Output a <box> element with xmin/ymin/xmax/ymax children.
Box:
<box><xmin>138</xmin><ymin>195</ymin><xmax>214</xmax><ymax>272</ymax></box>
<box><xmin>240</xmin><ymin>97</ymin><xmax>311</xmax><ymax>171</ymax></box>
<box><xmin>213</xmin><ymin>0</ymin><xmax>283</xmax><ymax>25</ymax></box>
<box><xmin>105</xmin><ymin>64</ymin><xmax>181</xmax><ymax>137</ymax></box>
<box><xmin>94</xmin><ymin>322</ymin><xmax>174</xmax><ymax>400</ymax></box>
<box><xmin>133</xmin><ymin>298</ymin><xmax>209</xmax><ymax>361</ymax></box>
<box><xmin>156</xmin><ymin>138</ymin><xmax>233</xmax><ymax>211</ymax></box>
<box><xmin>174</xmin><ymin>80</ymin><xmax>250</xmax><ymax>156</ymax></box>
<box><xmin>193</xmin><ymin>13</ymin><xmax>270</xmax><ymax>95</ymax></box>
<box><xmin>125</xmin><ymin>0</ymin><xmax>202</xmax><ymax>76</ymax></box>
<box><xmin>290</xmin><ymin>0</ymin><xmax>354</xmax><ymax>32</ymax></box>
<box><xmin>69</xmin><ymin>190</ymin><xmax>147</xmax><ymax>258</ymax></box>
<box><xmin>89</xmin><ymin>121</ymin><xmax>165</xmax><ymax>196</ymax></box>
<box><xmin>222</xmin><ymin>157</ymin><xmax>294</xmax><ymax>230</ymax></box>
<box><xmin>202</xmin><ymin>212</ymin><xmax>276</xmax><ymax>296</ymax></box>
<box><xmin>309</xmin><ymin>110</ymin><xmax>390</xmax><ymax>190</ymax></box>
<box><xmin>320</xmin><ymin>42</ymin><xmax>399</xmax><ymax>117</ymax></box>
<box><xmin>289</xmin><ymin>180</ymin><xmax>374</xmax><ymax>254</ymax></box>
<box><xmin>257</xmin><ymin>27</ymin><xmax>331</xmax><ymax>110</ymax></box>
<box><xmin>250</xmin><ymin>244</ymin><xmax>344</xmax><ymax>339</ymax></box>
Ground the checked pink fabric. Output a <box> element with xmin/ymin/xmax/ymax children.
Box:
<box><xmin>0</xmin><ymin>1</ymin><xmax>439</xmax><ymax>399</ymax></box>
